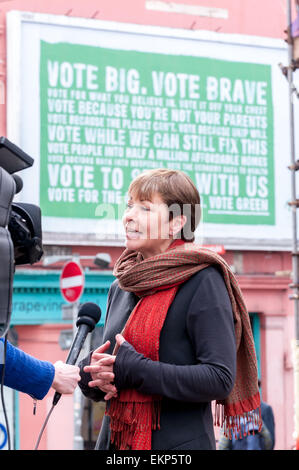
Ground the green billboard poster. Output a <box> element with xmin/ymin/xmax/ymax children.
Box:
<box><xmin>40</xmin><ymin>40</ymin><xmax>274</xmax><ymax>225</ymax></box>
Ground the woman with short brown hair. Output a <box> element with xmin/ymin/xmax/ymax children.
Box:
<box><xmin>79</xmin><ymin>168</ymin><xmax>261</xmax><ymax>450</ymax></box>
<box><xmin>128</xmin><ymin>168</ymin><xmax>201</xmax><ymax>242</ymax></box>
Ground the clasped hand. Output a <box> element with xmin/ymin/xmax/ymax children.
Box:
<box><xmin>83</xmin><ymin>334</ymin><xmax>125</xmax><ymax>400</ymax></box>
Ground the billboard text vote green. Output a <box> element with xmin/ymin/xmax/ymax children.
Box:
<box><xmin>40</xmin><ymin>41</ymin><xmax>274</xmax><ymax>225</ymax></box>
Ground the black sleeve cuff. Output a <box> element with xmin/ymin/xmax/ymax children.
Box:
<box><xmin>113</xmin><ymin>341</ymin><xmax>151</xmax><ymax>391</ymax></box>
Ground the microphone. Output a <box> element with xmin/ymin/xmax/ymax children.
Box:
<box><xmin>52</xmin><ymin>302</ymin><xmax>101</xmax><ymax>406</ymax></box>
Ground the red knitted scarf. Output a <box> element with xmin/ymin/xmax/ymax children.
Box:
<box><xmin>107</xmin><ymin>240</ymin><xmax>261</xmax><ymax>450</ymax></box>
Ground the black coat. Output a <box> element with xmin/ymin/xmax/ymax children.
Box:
<box><xmin>79</xmin><ymin>266</ymin><xmax>236</xmax><ymax>450</ymax></box>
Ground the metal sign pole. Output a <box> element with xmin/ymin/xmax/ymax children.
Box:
<box><xmin>286</xmin><ymin>0</ymin><xmax>299</xmax><ymax>450</ymax></box>
<box><xmin>71</xmin><ymin>299</ymin><xmax>85</xmax><ymax>450</ymax></box>
<box><xmin>71</xmin><ymin>254</ymin><xmax>84</xmax><ymax>450</ymax></box>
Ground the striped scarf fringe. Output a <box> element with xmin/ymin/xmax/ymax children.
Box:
<box><xmin>214</xmin><ymin>392</ymin><xmax>262</xmax><ymax>439</ymax></box>
<box><xmin>108</xmin><ymin>397</ymin><xmax>161</xmax><ymax>450</ymax></box>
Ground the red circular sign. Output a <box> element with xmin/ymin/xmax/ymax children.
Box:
<box><xmin>60</xmin><ymin>261</ymin><xmax>84</xmax><ymax>303</ymax></box>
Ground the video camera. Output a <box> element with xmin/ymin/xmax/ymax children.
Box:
<box><xmin>0</xmin><ymin>137</ymin><xmax>43</xmax><ymax>337</ymax></box>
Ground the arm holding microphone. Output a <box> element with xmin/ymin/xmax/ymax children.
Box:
<box><xmin>52</xmin><ymin>302</ymin><xmax>101</xmax><ymax>406</ymax></box>
<box><xmin>0</xmin><ymin>303</ymin><xmax>100</xmax><ymax>403</ymax></box>
<box><xmin>0</xmin><ymin>337</ymin><xmax>80</xmax><ymax>400</ymax></box>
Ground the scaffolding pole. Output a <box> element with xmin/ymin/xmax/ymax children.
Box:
<box><xmin>286</xmin><ymin>0</ymin><xmax>299</xmax><ymax>450</ymax></box>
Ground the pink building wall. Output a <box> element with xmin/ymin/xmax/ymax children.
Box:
<box><xmin>15</xmin><ymin>324</ymin><xmax>74</xmax><ymax>450</ymax></box>
<box><xmin>240</xmin><ymin>273</ymin><xmax>294</xmax><ymax>449</ymax></box>
<box><xmin>0</xmin><ymin>0</ymin><xmax>297</xmax><ymax>450</ymax></box>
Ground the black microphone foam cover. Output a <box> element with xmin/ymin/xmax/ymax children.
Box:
<box><xmin>76</xmin><ymin>302</ymin><xmax>101</xmax><ymax>330</ymax></box>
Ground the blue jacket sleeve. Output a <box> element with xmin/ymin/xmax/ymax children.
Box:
<box><xmin>0</xmin><ymin>338</ymin><xmax>55</xmax><ymax>400</ymax></box>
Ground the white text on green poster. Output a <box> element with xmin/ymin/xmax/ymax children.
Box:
<box><xmin>40</xmin><ymin>41</ymin><xmax>274</xmax><ymax>225</ymax></box>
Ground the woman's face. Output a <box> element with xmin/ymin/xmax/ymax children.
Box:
<box><xmin>123</xmin><ymin>192</ymin><xmax>174</xmax><ymax>259</ymax></box>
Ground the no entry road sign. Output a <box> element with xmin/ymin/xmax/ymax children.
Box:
<box><xmin>60</xmin><ymin>260</ymin><xmax>84</xmax><ymax>303</ymax></box>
